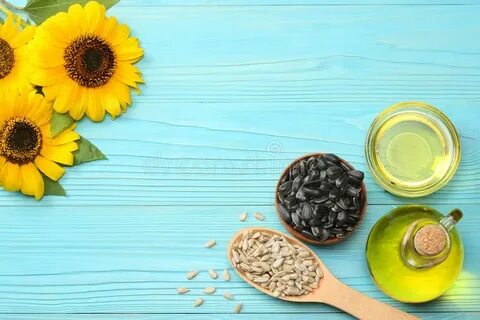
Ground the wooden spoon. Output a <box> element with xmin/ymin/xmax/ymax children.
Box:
<box><xmin>227</xmin><ymin>227</ymin><xmax>419</xmax><ymax>320</ymax></box>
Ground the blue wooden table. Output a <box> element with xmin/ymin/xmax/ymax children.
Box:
<box><xmin>1</xmin><ymin>0</ymin><xmax>479</xmax><ymax>319</ymax></box>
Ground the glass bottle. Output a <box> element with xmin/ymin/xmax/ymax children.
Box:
<box><xmin>365</xmin><ymin>205</ymin><xmax>463</xmax><ymax>303</ymax></box>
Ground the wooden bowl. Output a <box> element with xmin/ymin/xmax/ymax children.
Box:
<box><xmin>274</xmin><ymin>153</ymin><xmax>367</xmax><ymax>246</ymax></box>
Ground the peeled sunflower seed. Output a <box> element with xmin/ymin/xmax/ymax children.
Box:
<box><xmin>234</xmin><ymin>303</ymin><xmax>243</xmax><ymax>314</ymax></box>
<box><xmin>208</xmin><ymin>269</ymin><xmax>218</xmax><ymax>279</ymax></box>
<box><xmin>177</xmin><ymin>287</ymin><xmax>190</xmax><ymax>294</ymax></box>
<box><xmin>204</xmin><ymin>240</ymin><xmax>216</xmax><ymax>248</ymax></box>
<box><xmin>203</xmin><ymin>287</ymin><xmax>216</xmax><ymax>294</ymax></box>
<box><xmin>254</xmin><ymin>212</ymin><xmax>265</xmax><ymax>221</ymax></box>
<box><xmin>193</xmin><ymin>298</ymin><xmax>204</xmax><ymax>307</ymax></box>
<box><xmin>186</xmin><ymin>270</ymin><xmax>198</xmax><ymax>280</ymax></box>
<box><xmin>223</xmin><ymin>291</ymin><xmax>234</xmax><ymax>300</ymax></box>
<box><xmin>223</xmin><ymin>268</ymin><xmax>231</xmax><ymax>281</ymax></box>
<box><xmin>240</xmin><ymin>212</ymin><xmax>247</xmax><ymax>221</ymax></box>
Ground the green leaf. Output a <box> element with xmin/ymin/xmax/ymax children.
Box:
<box><xmin>24</xmin><ymin>0</ymin><xmax>120</xmax><ymax>25</ymax></box>
<box><xmin>51</xmin><ymin>111</ymin><xmax>75</xmax><ymax>137</ymax></box>
<box><xmin>74</xmin><ymin>137</ymin><xmax>107</xmax><ymax>166</ymax></box>
<box><xmin>43</xmin><ymin>175</ymin><xmax>66</xmax><ymax>197</ymax></box>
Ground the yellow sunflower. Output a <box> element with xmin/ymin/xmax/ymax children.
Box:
<box><xmin>0</xmin><ymin>90</ymin><xmax>80</xmax><ymax>200</ymax></box>
<box><xmin>0</xmin><ymin>14</ymin><xmax>35</xmax><ymax>94</ymax></box>
<box><xmin>30</xmin><ymin>1</ymin><xmax>144</xmax><ymax>122</ymax></box>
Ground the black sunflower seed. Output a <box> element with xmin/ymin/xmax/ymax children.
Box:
<box><xmin>317</xmin><ymin>158</ymin><xmax>327</xmax><ymax>170</ymax></box>
<box><xmin>319</xmin><ymin>170</ymin><xmax>327</xmax><ymax>181</ymax></box>
<box><xmin>310</xmin><ymin>218</ymin><xmax>323</xmax><ymax>227</ymax></box>
<box><xmin>278</xmin><ymin>204</ymin><xmax>291</xmax><ymax>223</ymax></box>
<box><xmin>329</xmin><ymin>188</ymin><xmax>341</xmax><ymax>201</ymax></box>
<box><xmin>320</xmin><ymin>181</ymin><xmax>333</xmax><ymax>192</ymax></box>
<box><xmin>280</xmin><ymin>181</ymin><xmax>293</xmax><ymax>193</ymax></box>
<box><xmin>335</xmin><ymin>174</ymin><xmax>349</xmax><ymax>189</ymax></box>
<box><xmin>292</xmin><ymin>175</ymin><xmax>303</xmax><ymax>193</ymax></box>
<box><xmin>349</xmin><ymin>170</ymin><xmax>364</xmax><ymax>181</ymax></box>
<box><xmin>326</xmin><ymin>166</ymin><xmax>342</xmax><ymax>179</ymax></box>
<box><xmin>331</xmin><ymin>227</ymin><xmax>343</xmax><ymax>235</ymax></box>
<box><xmin>302</xmin><ymin>203</ymin><xmax>314</xmax><ymax>221</ymax></box>
<box><xmin>304</xmin><ymin>187</ymin><xmax>322</xmax><ymax>198</ymax></box>
<box><xmin>346</xmin><ymin>186</ymin><xmax>361</xmax><ymax>198</ymax></box>
<box><xmin>301</xmin><ymin>229</ymin><xmax>314</xmax><ymax>239</ymax></box>
<box><xmin>296</xmin><ymin>188</ymin><xmax>306</xmax><ymax>201</ymax></box>
<box><xmin>324</xmin><ymin>199</ymin><xmax>334</xmax><ymax>208</ymax></box>
<box><xmin>324</xmin><ymin>153</ymin><xmax>341</xmax><ymax>164</ymax></box>
<box><xmin>314</xmin><ymin>204</ymin><xmax>329</xmax><ymax>216</ymax></box>
<box><xmin>336</xmin><ymin>211</ymin><xmax>348</xmax><ymax>226</ymax></box>
<box><xmin>299</xmin><ymin>160</ymin><xmax>307</xmax><ymax>177</ymax></box>
<box><xmin>311</xmin><ymin>195</ymin><xmax>329</xmax><ymax>204</ymax></box>
<box><xmin>292</xmin><ymin>212</ymin><xmax>303</xmax><ymax>228</ymax></box>
<box><xmin>307</xmin><ymin>157</ymin><xmax>317</xmax><ymax>169</ymax></box>
<box><xmin>347</xmin><ymin>176</ymin><xmax>361</xmax><ymax>188</ymax></box>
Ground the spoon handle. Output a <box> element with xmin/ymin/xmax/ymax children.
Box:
<box><xmin>319</xmin><ymin>279</ymin><xmax>419</xmax><ymax>320</ymax></box>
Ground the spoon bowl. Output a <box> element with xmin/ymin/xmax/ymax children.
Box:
<box><xmin>228</xmin><ymin>227</ymin><xmax>419</xmax><ymax>320</ymax></box>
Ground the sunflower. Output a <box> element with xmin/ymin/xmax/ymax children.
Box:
<box><xmin>29</xmin><ymin>1</ymin><xmax>144</xmax><ymax>122</ymax></box>
<box><xmin>0</xmin><ymin>14</ymin><xmax>35</xmax><ymax>94</ymax></box>
<box><xmin>0</xmin><ymin>90</ymin><xmax>80</xmax><ymax>200</ymax></box>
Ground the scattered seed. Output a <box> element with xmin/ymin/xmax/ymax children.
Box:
<box><xmin>186</xmin><ymin>270</ymin><xmax>198</xmax><ymax>280</ymax></box>
<box><xmin>204</xmin><ymin>240</ymin><xmax>216</xmax><ymax>248</ymax></box>
<box><xmin>254</xmin><ymin>212</ymin><xmax>265</xmax><ymax>221</ymax></box>
<box><xmin>208</xmin><ymin>269</ymin><xmax>218</xmax><ymax>279</ymax></box>
<box><xmin>203</xmin><ymin>287</ymin><xmax>216</xmax><ymax>294</ymax></box>
<box><xmin>193</xmin><ymin>298</ymin><xmax>204</xmax><ymax>307</ymax></box>
<box><xmin>223</xmin><ymin>268</ymin><xmax>231</xmax><ymax>281</ymax></box>
<box><xmin>240</xmin><ymin>212</ymin><xmax>248</xmax><ymax>221</ymax></box>
<box><xmin>223</xmin><ymin>291</ymin><xmax>234</xmax><ymax>300</ymax></box>
<box><xmin>177</xmin><ymin>287</ymin><xmax>189</xmax><ymax>294</ymax></box>
<box><xmin>234</xmin><ymin>303</ymin><xmax>243</xmax><ymax>314</ymax></box>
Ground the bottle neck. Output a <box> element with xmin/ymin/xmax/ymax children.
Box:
<box><xmin>401</xmin><ymin>208</ymin><xmax>463</xmax><ymax>269</ymax></box>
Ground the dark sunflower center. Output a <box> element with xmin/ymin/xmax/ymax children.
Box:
<box><xmin>0</xmin><ymin>117</ymin><xmax>42</xmax><ymax>165</ymax></box>
<box><xmin>0</xmin><ymin>38</ymin><xmax>15</xmax><ymax>80</ymax></box>
<box><xmin>64</xmin><ymin>35</ymin><xmax>116</xmax><ymax>88</ymax></box>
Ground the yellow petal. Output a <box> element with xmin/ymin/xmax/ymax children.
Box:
<box><xmin>10</xmin><ymin>25</ymin><xmax>35</xmax><ymax>48</ymax></box>
<box><xmin>0</xmin><ymin>14</ymin><xmax>18</xmax><ymax>42</ymax></box>
<box><xmin>53</xmin><ymin>80</ymin><xmax>79</xmax><ymax>115</ymax></box>
<box><xmin>102</xmin><ymin>89</ymin><xmax>122</xmax><ymax>118</ymax></box>
<box><xmin>67</xmin><ymin>3</ymin><xmax>87</xmax><ymax>34</ymax></box>
<box><xmin>68</xmin><ymin>85</ymin><xmax>88</xmax><ymax>120</ymax></box>
<box><xmin>52</xmin><ymin>130</ymin><xmax>80</xmax><ymax>145</ymax></box>
<box><xmin>107</xmin><ymin>22</ymin><xmax>130</xmax><ymax>46</ymax></box>
<box><xmin>115</xmin><ymin>38</ymin><xmax>144</xmax><ymax>63</ymax></box>
<box><xmin>20</xmin><ymin>163</ymin><xmax>44</xmax><ymax>200</ymax></box>
<box><xmin>84</xmin><ymin>1</ymin><xmax>106</xmax><ymax>33</ymax></box>
<box><xmin>34</xmin><ymin>156</ymin><xmax>65</xmax><ymax>181</ymax></box>
<box><xmin>0</xmin><ymin>162</ymin><xmax>22</xmax><ymax>192</ymax></box>
<box><xmin>41</xmin><ymin>145</ymin><xmax>74</xmax><ymax>166</ymax></box>
<box><xmin>85</xmin><ymin>88</ymin><xmax>106</xmax><ymax>122</ymax></box>
<box><xmin>114</xmin><ymin>62</ymin><xmax>143</xmax><ymax>88</ymax></box>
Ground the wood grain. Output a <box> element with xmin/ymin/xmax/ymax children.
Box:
<box><xmin>1</xmin><ymin>0</ymin><xmax>479</xmax><ymax>319</ymax></box>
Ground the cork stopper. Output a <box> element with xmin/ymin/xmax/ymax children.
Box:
<box><xmin>413</xmin><ymin>224</ymin><xmax>447</xmax><ymax>256</ymax></box>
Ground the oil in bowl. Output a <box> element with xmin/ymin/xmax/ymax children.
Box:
<box><xmin>365</xmin><ymin>102</ymin><xmax>460</xmax><ymax>197</ymax></box>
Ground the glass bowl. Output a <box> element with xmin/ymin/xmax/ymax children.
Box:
<box><xmin>365</xmin><ymin>102</ymin><xmax>461</xmax><ymax>198</ymax></box>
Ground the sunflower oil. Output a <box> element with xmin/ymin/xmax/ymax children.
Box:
<box><xmin>366</xmin><ymin>205</ymin><xmax>464</xmax><ymax>303</ymax></box>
